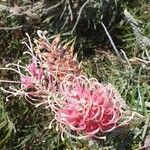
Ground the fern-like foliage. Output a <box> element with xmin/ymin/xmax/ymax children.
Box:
<box><xmin>43</xmin><ymin>0</ymin><xmax>124</xmax><ymax>33</ymax></box>
<box><xmin>0</xmin><ymin>100</ymin><xmax>14</xmax><ymax>145</ymax></box>
<box><xmin>124</xmin><ymin>9</ymin><xmax>150</xmax><ymax>50</ymax></box>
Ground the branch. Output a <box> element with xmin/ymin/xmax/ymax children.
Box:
<box><xmin>0</xmin><ymin>25</ymin><xmax>23</xmax><ymax>30</ymax></box>
<box><xmin>43</xmin><ymin>0</ymin><xmax>64</xmax><ymax>14</ymax></box>
<box><xmin>71</xmin><ymin>0</ymin><xmax>89</xmax><ymax>33</ymax></box>
<box><xmin>101</xmin><ymin>22</ymin><xmax>125</xmax><ymax>65</ymax></box>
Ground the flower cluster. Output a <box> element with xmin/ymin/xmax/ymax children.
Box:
<box><xmin>34</xmin><ymin>30</ymin><xmax>83</xmax><ymax>81</ymax></box>
<box><xmin>0</xmin><ymin>30</ymin><xmax>135</xmax><ymax>140</ymax></box>
<box><xmin>55</xmin><ymin>75</ymin><xmax>131</xmax><ymax>139</ymax></box>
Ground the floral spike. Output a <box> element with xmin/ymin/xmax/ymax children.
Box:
<box><xmin>33</xmin><ymin>31</ymin><xmax>82</xmax><ymax>81</ymax></box>
<box><xmin>0</xmin><ymin>30</ymin><xmax>143</xmax><ymax>141</ymax></box>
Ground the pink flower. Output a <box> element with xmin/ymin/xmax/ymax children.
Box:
<box><xmin>55</xmin><ymin>75</ymin><xmax>127</xmax><ymax>137</ymax></box>
<box><xmin>27</xmin><ymin>62</ymin><xmax>44</xmax><ymax>80</ymax></box>
<box><xmin>27</xmin><ymin>62</ymin><xmax>37</xmax><ymax>76</ymax></box>
<box><xmin>21</xmin><ymin>76</ymin><xmax>34</xmax><ymax>89</ymax></box>
<box><xmin>20</xmin><ymin>60</ymin><xmax>45</xmax><ymax>89</ymax></box>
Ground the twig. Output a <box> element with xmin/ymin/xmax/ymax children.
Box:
<box><xmin>0</xmin><ymin>25</ymin><xmax>23</xmax><ymax>30</ymax></box>
<box><xmin>0</xmin><ymin>80</ymin><xmax>21</xmax><ymax>84</ymax></box>
<box><xmin>61</xmin><ymin>17</ymin><xmax>69</xmax><ymax>30</ymax></box>
<box><xmin>59</xmin><ymin>5</ymin><xmax>67</xmax><ymax>20</ymax></box>
<box><xmin>145</xmin><ymin>49</ymin><xmax>150</xmax><ymax>61</ymax></box>
<box><xmin>137</xmin><ymin>67</ymin><xmax>142</xmax><ymax>112</ymax></box>
<box><xmin>129</xmin><ymin>57</ymin><xmax>150</xmax><ymax>65</ymax></box>
<box><xmin>67</xmin><ymin>0</ymin><xmax>73</xmax><ymax>21</ymax></box>
<box><xmin>71</xmin><ymin>0</ymin><xmax>89</xmax><ymax>33</ymax></box>
<box><xmin>101</xmin><ymin>22</ymin><xmax>125</xmax><ymax>65</ymax></box>
<box><xmin>142</xmin><ymin>115</ymin><xmax>150</xmax><ymax>139</ymax></box>
<box><xmin>121</xmin><ymin>49</ymin><xmax>132</xmax><ymax>69</ymax></box>
<box><xmin>43</xmin><ymin>0</ymin><xmax>64</xmax><ymax>14</ymax></box>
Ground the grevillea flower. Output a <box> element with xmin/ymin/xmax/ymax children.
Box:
<box><xmin>34</xmin><ymin>30</ymin><xmax>83</xmax><ymax>81</ymax></box>
<box><xmin>21</xmin><ymin>76</ymin><xmax>34</xmax><ymax>89</ymax></box>
<box><xmin>20</xmin><ymin>61</ymin><xmax>45</xmax><ymax>89</ymax></box>
<box><xmin>0</xmin><ymin>31</ymin><xmax>142</xmax><ymax>141</ymax></box>
<box><xmin>0</xmin><ymin>33</ymin><xmax>58</xmax><ymax>107</ymax></box>
<box><xmin>55</xmin><ymin>74</ymin><xmax>132</xmax><ymax>139</ymax></box>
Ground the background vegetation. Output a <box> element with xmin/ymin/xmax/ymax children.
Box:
<box><xmin>0</xmin><ymin>0</ymin><xmax>149</xmax><ymax>149</ymax></box>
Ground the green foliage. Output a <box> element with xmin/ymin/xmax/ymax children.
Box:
<box><xmin>0</xmin><ymin>99</ymin><xmax>62</xmax><ymax>149</ymax></box>
<box><xmin>0</xmin><ymin>99</ymin><xmax>14</xmax><ymax>146</ymax></box>
<box><xmin>117</xmin><ymin>1</ymin><xmax>150</xmax><ymax>56</ymax></box>
<box><xmin>0</xmin><ymin>0</ymin><xmax>150</xmax><ymax>149</ymax></box>
<box><xmin>41</xmin><ymin>0</ymin><xmax>124</xmax><ymax>32</ymax></box>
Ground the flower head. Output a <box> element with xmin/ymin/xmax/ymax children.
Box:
<box><xmin>0</xmin><ymin>31</ymin><xmax>137</xmax><ymax>141</ymax></box>
<box><xmin>55</xmin><ymin>75</ymin><xmax>131</xmax><ymax>138</ymax></box>
<box><xmin>34</xmin><ymin>31</ymin><xmax>83</xmax><ymax>81</ymax></box>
